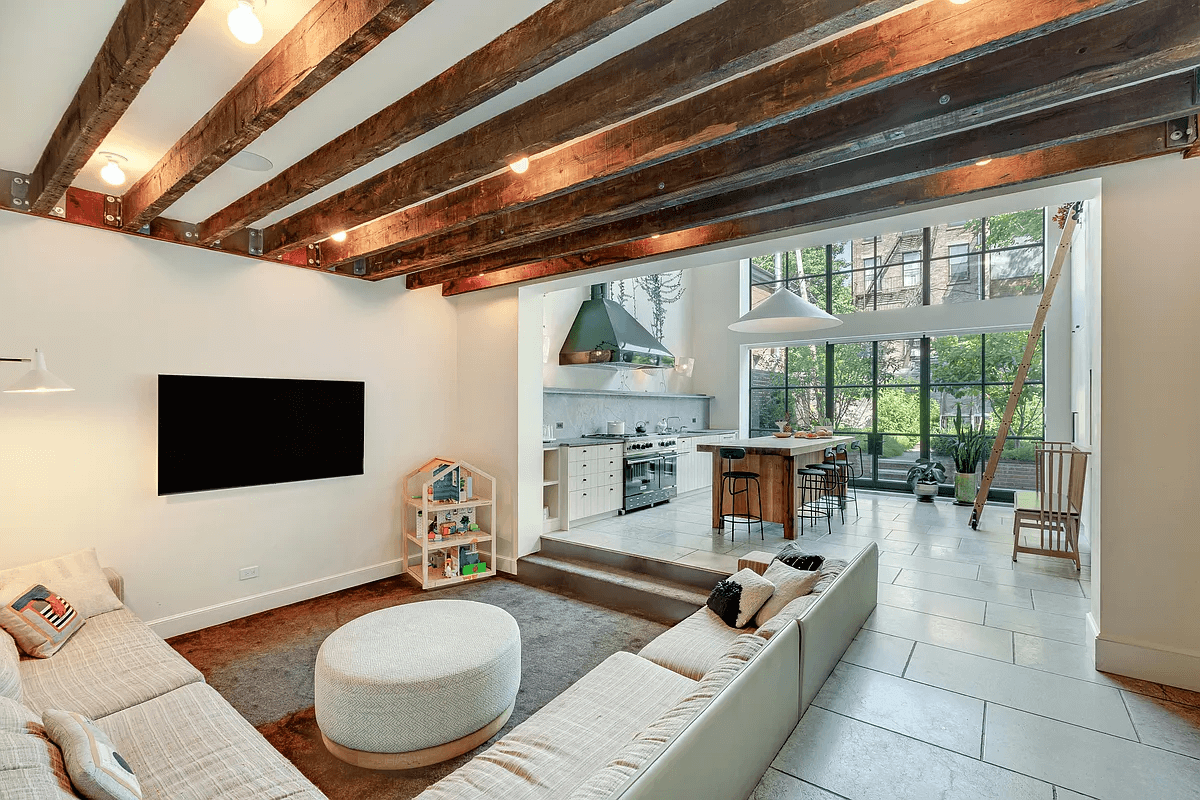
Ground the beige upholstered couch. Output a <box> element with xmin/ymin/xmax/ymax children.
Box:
<box><xmin>1</xmin><ymin>567</ymin><xmax>327</xmax><ymax>800</ymax></box>
<box><xmin>417</xmin><ymin>542</ymin><xmax>879</xmax><ymax>800</ymax></box>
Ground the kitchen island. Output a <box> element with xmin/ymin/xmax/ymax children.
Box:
<box><xmin>695</xmin><ymin>435</ymin><xmax>855</xmax><ymax>540</ymax></box>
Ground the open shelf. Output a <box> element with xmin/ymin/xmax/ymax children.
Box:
<box><xmin>407</xmin><ymin>531</ymin><xmax>492</xmax><ymax>549</ymax></box>
<box><xmin>405</xmin><ymin>564</ymin><xmax>491</xmax><ymax>590</ymax></box>
<box><xmin>543</xmin><ymin>479</ymin><xmax>558</xmax><ymax>487</ymax></box>
<box><xmin>403</xmin><ymin>457</ymin><xmax>496</xmax><ymax>590</ymax></box>
<box><xmin>405</xmin><ymin>496</ymin><xmax>492</xmax><ymax>510</ymax></box>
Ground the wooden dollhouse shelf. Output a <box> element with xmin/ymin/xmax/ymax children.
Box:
<box><xmin>402</xmin><ymin>456</ymin><xmax>497</xmax><ymax>590</ymax></box>
<box><xmin>405</xmin><ymin>564</ymin><xmax>491</xmax><ymax>590</ymax></box>
<box><xmin>406</xmin><ymin>531</ymin><xmax>493</xmax><ymax>549</ymax></box>
<box><xmin>404</xmin><ymin>496</ymin><xmax>492</xmax><ymax>510</ymax></box>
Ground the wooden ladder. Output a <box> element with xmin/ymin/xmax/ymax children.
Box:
<box><xmin>969</xmin><ymin>202</ymin><xmax>1082</xmax><ymax>530</ymax></box>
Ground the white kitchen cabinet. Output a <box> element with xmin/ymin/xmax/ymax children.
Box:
<box><xmin>567</xmin><ymin>444</ymin><xmax>623</xmax><ymax>521</ymax></box>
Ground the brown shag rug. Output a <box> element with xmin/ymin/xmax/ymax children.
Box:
<box><xmin>167</xmin><ymin>575</ymin><xmax>668</xmax><ymax>800</ymax></box>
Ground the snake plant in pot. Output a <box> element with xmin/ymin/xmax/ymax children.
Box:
<box><xmin>949</xmin><ymin>404</ymin><xmax>989</xmax><ymax>505</ymax></box>
<box><xmin>905</xmin><ymin>459</ymin><xmax>946</xmax><ymax>502</ymax></box>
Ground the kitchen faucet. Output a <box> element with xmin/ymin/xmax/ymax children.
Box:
<box><xmin>665</xmin><ymin>416</ymin><xmax>681</xmax><ymax>433</ymax></box>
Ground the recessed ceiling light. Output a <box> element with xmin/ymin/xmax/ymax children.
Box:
<box><xmin>228</xmin><ymin>1</ymin><xmax>264</xmax><ymax>45</ymax></box>
<box><xmin>330</xmin><ymin>231</ymin><xmax>347</xmax><ymax>243</ymax></box>
<box><xmin>229</xmin><ymin>150</ymin><xmax>273</xmax><ymax>172</ymax></box>
<box><xmin>975</xmin><ymin>158</ymin><xmax>993</xmax><ymax>166</ymax></box>
<box><xmin>98</xmin><ymin>152</ymin><xmax>127</xmax><ymax>186</ymax></box>
<box><xmin>509</xmin><ymin>157</ymin><xmax>530</xmax><ymax>175</ymax></box>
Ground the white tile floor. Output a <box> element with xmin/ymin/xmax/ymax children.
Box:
<box><xmin>547</xmin><ymin>489</ymin><xmax>1200</xmax><ymax>800</ymax></box>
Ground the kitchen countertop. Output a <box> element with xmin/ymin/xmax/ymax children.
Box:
<box><xmin>543</xmin><ymin>429</ymin><xmax>736</xmax><ymax>449</ymax></box>
<box><xmin>543</xmin><ymin>387</ymin><xmax>714</xmax><ymax>400</ymax></box>
<box><xmin>694</xmin><ymin>434</ymin><xmax>854</xmax><ymax>456</ymax></box>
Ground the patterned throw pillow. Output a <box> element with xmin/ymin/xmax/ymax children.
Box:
<box><xmin>774</xmin><ymin>543</ymin><xmax>825</xmax><ymax>573</ymax></box>
<box><xmin>706</xmin><ymin>568</ymin><xmax>775</xmax><ymax>628</ymax></box>
<box><xmin>42</xmin><ymin>710</ymin><xmax>141</xmax><ymax>800</ymax></box>
<box><xmin>753</xmin><ymin>560</ymin><xmax>820</xmax><ymax>627</ymax></box>
<box><xmin>0</xmin><ymin>584</ymin><xmax>85</xmax><ymax>658</ymax></box>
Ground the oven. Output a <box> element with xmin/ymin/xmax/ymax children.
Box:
<box><xmin>622</xmin><ymin>445</ymin><xmax>678</xmax><ymax>512</ymax></box>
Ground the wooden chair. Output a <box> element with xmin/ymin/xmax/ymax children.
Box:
<box><xmin>1012</xmin><ymin>442</ymin><xmax>1089</xmax><ymax>570</ymax></box>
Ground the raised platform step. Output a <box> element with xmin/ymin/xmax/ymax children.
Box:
<box><xmin>516</xmin><ymin>537</ymin><xmax>723</xmax><ymax>625</ymax></box>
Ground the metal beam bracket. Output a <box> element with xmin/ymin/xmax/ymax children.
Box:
<box><xmin>1166</xmin><ymin>117</ymin><xmax>1197</xmax><ymax>148</ymax></box>
<box><xmin>248</xmin><ymin>228</ymin><xmax>263</xmax><ymax>256</ymax></box>
<box><xmin>3</xmin><ymin>171</ymin><xmax>31</xmax><ymax>211</ymax></box>
<box><xmin>307</xmin><ymin>244</ymin><xmax>322</xmax><ymax>269</ymax></box>
<box><xmin>353</xmin><ymin>258</ymin><xmax>367</xmax><ymax>276</ymax></box>
<box><xmin>103</xmin><ymin>195</ymin><xmax>122</xmax><ymax>228</ymax></box>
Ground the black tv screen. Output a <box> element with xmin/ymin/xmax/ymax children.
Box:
<box><xmin>158</xmin><ymin>375</ymin><xmax>365</xmax><ymax>496</ymax></box>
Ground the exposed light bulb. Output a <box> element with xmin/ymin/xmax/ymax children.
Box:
<box><xmin>975</xmin><ymin>158</ymin><xmax>993</xmax><ymax>166</ymax></box>
<box><xmin>509</xmin><ymin>157</ymin><xmax>530</xmax><ymax>174</ymax></box>
<box><xmin>228</xmin><ymin>1</ymin><xmax>263</xmax><ymax>45</ymax></box>
<box><xmin>948</xmin><ymin>0</ymin><xmax>972</xmax><ymax>4</ymax></box>
<box><xmin>99</xmin><ymin>154</ymin><xmax>126</xmax><ymax>186</ymax></box>
<box><xmin>330</xmin><ymin>231</ymin><xmax>347</xmax><ymax>243</ymax></box>
<box><xmin>651</xmin><ymin>234</ymin><xmax>661</xmax><ymax>239</ymax></box>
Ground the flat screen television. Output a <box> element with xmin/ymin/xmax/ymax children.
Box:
<box><xmin>158</xmin><ymin>374</ymin><xmax>365</xmax><ymax>496</ymax></box>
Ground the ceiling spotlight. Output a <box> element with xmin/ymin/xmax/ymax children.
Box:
<box><xmin>228</xmin><ymin>1</ymin><xmax>264</xmax><ymax>45</ymax></box>
<box><xmin>651</xmin><ymin>234</ymin><xmax>661</xmax><ymax>239</ymax></box>
<box><xmin>975</xmin><ymin>158</ymin><xmax>993</xmax><ymax>166</ymax></box>
<box><xmin>948</xmin><ymin>0</ymin><xmax>972</xmax><ymax>4</ymax></box>
<box><xmin>330</xmin><ymin>231</ymin><xmax>347</xmax><ymax>243</ymax></box>
<box><xmin>98</xmin><ymin>152</ymin><xmax>127</xmax><ymax>187</ymax></box>
<box><xmin>509</xmin><ymin>157</ymin><xmax>530</xmax><ymax>175</ymax></box>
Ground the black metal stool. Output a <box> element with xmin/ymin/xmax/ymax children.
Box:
<box><xmin>810</xmin><ymin>449</ymin><xmax>846</xmax><ymax>524</ymax></box>
<box><xmin>797</xmin><ymin>468</ymin><xmax>832</xmax><ymax>536</ymax></box>
<box><xmin>824</xmin><ymin>445</ymin><xmax>858</xmax><ymax>518</ymax></box>
<box><xmin>839</xmin><ymin>441</ymin><xmax>865</xmax><ymax>514</ymax></box>
<box><xmin>718</xmin><ymin>447</ymin><xmax>764</xmax><ymax>541</ymax></box>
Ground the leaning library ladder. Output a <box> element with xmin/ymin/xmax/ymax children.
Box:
<box><xmin>969</xmin><ymin>202</ymin><xmax>1082</xmax><ymax>531</ymax></box>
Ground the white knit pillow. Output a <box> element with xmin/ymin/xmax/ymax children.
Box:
<box><xmin>706</xmin><ymin>568</ymin><xmax>775</xmax><ymax>628</ymax></box>
<box><xmin>0</xmin><ymin>549</ymin><xmax>122</xmax><ymax>619</ymax></box>
<box><xmin>753</xmin><ymin>561</ymin><xmax>820</xmax><ymax>627</ymax></box>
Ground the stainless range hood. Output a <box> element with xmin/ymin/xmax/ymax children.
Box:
<box><xmin>560</xmin><ymin>284</ymin><xmax>675</xmax><ymax>369</ymax></box>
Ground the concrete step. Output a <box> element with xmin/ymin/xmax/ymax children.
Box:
<box><xmin>516</xmin><ymin>537</ymin><xmax>723</xmax><ymax>625</ymax></box>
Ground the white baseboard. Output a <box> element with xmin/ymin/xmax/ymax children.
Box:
<box><xmin>1093</xmin><ymin>626</ymin><xmax>1200</xmax><ymax>693</ymax></box>
<box><xmin>145</xmin><ymin>559</ymin><xmax>406</xmax><ymax>638</ymax></box>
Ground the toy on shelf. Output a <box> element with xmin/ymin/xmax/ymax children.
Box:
<box><xmin>403</xmin><ymin>457</ymin><xmax>496</xmax><ymax>590</ymax></box>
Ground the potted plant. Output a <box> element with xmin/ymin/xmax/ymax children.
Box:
<box><xmin>948</xmin><ymin>404</ymin><xmax>989</xmax><ymax>505</ymax></box>
<box><xmin>905</xmin><ymin>459</ymin><xmax>946</xmax><ymax>503</ymax></box>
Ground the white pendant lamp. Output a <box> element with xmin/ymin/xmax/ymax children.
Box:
<box><xmin>3</xmin><ymin>350</ymin><xmax>74</xmax><ymax>393</ymax></box>
<box><xmin>728</xmin><ymin>287</ymin><xmax>842</xmax><ymax>333</ymax></box>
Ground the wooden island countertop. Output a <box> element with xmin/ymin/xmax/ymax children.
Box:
<box><xmin>695</xmin><ymin>435</ymin><xmax>855</xmax><ymax>457</ymax></box>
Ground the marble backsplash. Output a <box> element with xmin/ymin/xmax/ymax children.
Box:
<box><xmin>544</xmin><ymin>389</ymin><xmax>712</xmax><ymax>439</ymax></box>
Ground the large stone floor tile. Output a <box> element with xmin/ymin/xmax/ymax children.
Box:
<box><xmin>884</xmin><ymin>530</ymin><xmax>962</xmax><ymax>547</ymax></box>
<box><xmin>1030</xmin><ymin>589</ymin><xmax>1091</xmax><ymax>617</ymax></box>
<box><xmin>1011</xmin><ymin>634</ymin><xmax>1168</xmax><ymax>697</ymax></box>
<box><xmin>863</xmin><ymin>605</ymin><xmax>1013</xmax><ymax>662</ymax></box>
<box><xmin>1122</xmin><ymin>691</ymin><xmax>1200</xmax><ymax>760</ymax></box>
<box><xmin>673</xmin><ymin>549</ymin><xmax>737</xmax><ymax>573</ymax></box>
<box><xmin>984</xmin><ymin>603</ymin><xmax>1086</xmax><ymax>645</ymax></box>
<box><xmin>750</xmin><ymin>769</ymin><xmax>843</xmax><ymax>800</ymax></box>
<box><xmin>773</xmin><ymin>706</ymin><xmax>1052</xmax><ymax>800</ymax></box>
<box><xmin>879</xmin><ymin>551</ymin><xmax>980</xmax><ymax>580</ymax></box>
<box><xmin>817</xmin><ymin>532</ymin><xmax>917</xmax><ymax>554</ymax></box>
<box><xmin>608</xmin><ymin>537</ymin><xmax>697</xmax><ymax>561</ymax></box>
<box><xmin>976</xmin><ymin>565</ymin><xmax>1085</xmax><ymax>596</ymax></box>
<box><xmin>814</xmin><ymin>663</ymin><xmax>985</xmax><ymax>756</ymax></box>
<box><xmin>893</xmin><ymin>570</ymin><xmax>1034</xmax><ymax>609</ymax></box>
<box><xmin>878</xmin><ymin>582</ymin><xmax>986</xmax><ymax>624</ymax></box>
<box><xmin>877</xmin><ymin>565</ymin><xmax>901</xmax><ymax>583</ymax></box>
<box><xmin>842</xmin><ymin>629</ymin><xmax>914</xmax><ymax>676</ymax></box>
<box><xmin>906</xmin><ymin>644</ymin><xmax>1136</xmax><ymax>739</ymax></box>
<box><xmin>911</xmin><ymin>543</ymin><xmax>1016</xmax><ymax>568</ymax></box>
<box><xmin>983</xmin><ymin>704</ymin><xmax>1200</xmax><ymax>800</ymax></box>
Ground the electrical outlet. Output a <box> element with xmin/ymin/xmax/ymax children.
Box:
<box><xmin>692</xmin><ymin>417</ymin><xmax>697</xmax><ymax>423</ymax></box>
<box><xmin>238</xmin><ymin>566</ymin><xmax>259</xmax><ymax>581</ymax></box>
<box><xmin>555</xmin><ymin>421</ymin><xmax>564</xmax><ymax>429</ymax></box>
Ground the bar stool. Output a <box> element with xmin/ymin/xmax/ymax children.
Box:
<box><xmin>810</xmin><ymin>449</ymin><xmax>846</xmax><ymax>524</ymax></box>
<box><xmin>797</xmin><ymin>468</ymin><xmax>832</xmax><ymax>536</ymax></box>
<box><xmin>718</xmin><ymin>447</ymin><xmax>764</xmax><ymax>541</ymax></box>
<box><xmin>826</xmin><ymin>444</ymin><xmax>859</xmax><ymax>516</ymax></box>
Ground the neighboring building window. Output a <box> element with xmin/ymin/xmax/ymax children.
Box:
<box><xmin>949</xmin><ymin>243</ymin><xmax>970</xmax><ymax>278</ymax></box>
<box><xmin>902</xmin><ymin>251</ymin><xmax>921</xmax><ymax>286</ymax></box>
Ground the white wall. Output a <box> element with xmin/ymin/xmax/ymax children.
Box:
<box><xmin>0</xmin><ymin>213</ymin><xmax>457</xmax><ymax>637</ymax></box>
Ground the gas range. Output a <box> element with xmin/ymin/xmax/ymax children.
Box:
<box><xmin>622</xmin><ymin>436</ymin><xmax>678</xmax><ymax>456</ymax></box>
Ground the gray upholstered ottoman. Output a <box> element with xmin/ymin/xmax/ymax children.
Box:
<box><xmin>314</xmin><ymin>599</ymin><xmax>521</xmax><ymax>769</ymax></box>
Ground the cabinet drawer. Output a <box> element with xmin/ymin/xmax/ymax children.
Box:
<box><xmin>568</xmin><ymin>459</ymin><xmax>601</xmax><ymax>477</ymax></box>
<box><xmin>569</xmin><ymin>473</ymin><xmax>602</xmax><ymax>491</ymax></box>
<box><xmin>602</xmin><ymin>484</ymin><xmax>622</xmax><ymax>512</ymax></box>
<box><xmin>568</xmin><ymin>446</ymin><xmax>595</xmax><ymax>462</ymax></box>
<box><xmin>597</xmin><ymin>456</ymin><xmax>622</xmax><ymax>474</ymax></box>
<box><xmin>599</xmin><ymin>470</ymin><xmax>622</xmax><ymax>487</ymax></box>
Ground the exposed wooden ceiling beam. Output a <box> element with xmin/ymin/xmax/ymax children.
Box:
<box><xmin>119</xmin><ymin>0</ymin><xmax>433</xmax><ymax>232</ymax></box>
<box><xmin>27</xmin><ymin>0</ymin><xmax>205</xmax><ymax>214</ymax></box>
<box><xmin>321</xmin><ymin>0</ymin><xmax>1146</xmax><ymax>269</ymax></box>
<box><xmin>378</xmin><ymin>1</ymin><xmax>1200</xmax><ymax>280</ymax></box>
<box><xmin>407</xmin><ymin>75</ymin><xmax>1192</xmax><ymax>291</ymax></box>
<box><xmin>194</xmin><ymin>0</ymin><xmax>671</xmax><ymax>245</ymax></box>
<box><xmin>260</xmin><ymin>0</ymin><xmax>914</xmax><ymax>256</ymax></box>
<box><xmin>404</xmin><ymin>74</ymin><xmax>1195</xmax><ymax>290</ymax></box>
<box><xmin>431</xmin><ymin>126</ymin><xmax>1171</xmax><ymax>296</ymax></box>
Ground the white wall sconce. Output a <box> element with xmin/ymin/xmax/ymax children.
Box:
<box><xmin>2</xmin><ymin>349</ymin><xmax>74</xmax><ymax>393</ymax></box>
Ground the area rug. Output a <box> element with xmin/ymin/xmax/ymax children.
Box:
<box><xmin>168</xmin><ymin>575</ymin><xmax>668</xmax><ymax>800</ymax></box>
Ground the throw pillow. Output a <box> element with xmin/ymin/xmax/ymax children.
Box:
<box><xmin>753</xmin><ymin>561</ymin><xmax>820</xmax><ymax>627</ymax></box>
<box><xmin>706</xmin><ymin>568</ymin><xmax>775</xmax><ymax>628</ymax></box>
<box><xmin>42</xmin><ymin>710</ymin><xmax>141</xmax><ymax>800</ymax></box>
<box><xmin>774</xmin><ymin>543</ymin><xmax>824</xmax><ymax>573</ymax></box>
<box><xmin>0</xmin><ymin>549</ymin><xmax>122</xmax><ymax>619</ymax></box>
<box><xmin>0</xmin><ymin>584</ymin><xmax>85</xmax><ymax>658</ymax></box>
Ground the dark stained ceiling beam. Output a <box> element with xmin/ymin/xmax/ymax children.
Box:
<box><xmin>377</xmin><ymin>1</ymin><xmax>1200</xmax><ymax>279</ymax></box>
<box><xmin>260</xmin><ymin>0</ymin><xmax>915</xmax><ymax>256</ymax></box>
<box><xmin>403</xmin><ymin>74</ymin><xmax>1197</xmax><ymax>290</ymax></box>
<box><xmin>27</xmin><ymin>0</ymin><xmax>205</xmax><ymax>214</ymax></box>
<box><xmin>321</xmin><ymin>0</ymin><xmax>1147</xmax><ymax>269</ymax></box>
<box><xmin>194</xmin><ymin>0</ymin><xmax>672</xmax><ymax>245</ymax></box>
<box><xmin>119</xmin><ymin>0</ymin><xmax>434</xmax><ymax>231</ymax></box>
<box><xmin>431</xmin><ymin>126</ymin><xmax>1172</xmax><ymax>296</ymax></box>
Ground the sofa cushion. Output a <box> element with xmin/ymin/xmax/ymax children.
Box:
<box><xmin>415</xmin><ymin>651</ymin><xmax>695</xmax><ymax>800</ymax></box>
<box><xmin>638</xmin><ymin>607</ymin><xmax>751</xmax><ymax>681</ymax></box>
<box><xmin>95</xmin><ymin>683</ymin><xmax>323</xmax><ymax>800</ymax></box>
<box><xmin>1</xmin><ymin>628</ymin><xmax>21</xmax><ymax>703</ymax></box>
<box><xmin>0</xmin><ymin>584</ymin><xmax>86</xmax><ymax>658</ymax></box>
<box><xmin>0</xmin><ymin>550</ymin><xmax>122</xmax><ymax>619</ymax></box>
<box><xmin>811</xmin><ymin>559</ymin><xmax>850</xmax><ymax>595</ymax></box>
<box><xmin>0</xmin><ymin>701</ymin><xmax>80</xmax><ymax>800</ymax></box>
<box><xmin>706</xmin><ymin>568</ymin><xmax>774</xmax><ymax>628</ymax></box>
<box><xmin>754</xmin><ymin>595</ymin><xmax>819</xmax><ymax>640</ymax></box>
<box><xmin>19</xmin><ymin>610</ymin><xmax>203</xmax><ymax>720</ymax></box>
<box><xmin>0</xmin><ymin>696</ymin><xmax>42</xmax><ymax>735</ymax></box>
<box><xmin>752</xmin><ymin>562</ymin><xmax>819</xmax><ymax>627</ymax></box>
<box><xmin>565</xmin><ymin>634</ymin><xmax>766</xmax><ymax>799</ymax></box>
<box><xmin>43</xmin><ymin>710</ymin><xmax>142</xmax><ymax>800</ymax></box>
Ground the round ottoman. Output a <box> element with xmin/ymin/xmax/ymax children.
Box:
<box><xmin>314</xmin><ymin>599</ymin><xmax>521</xmax><ymax>769</ymax></box>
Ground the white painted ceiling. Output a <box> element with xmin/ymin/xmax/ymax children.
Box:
<box><xmin>0</xmin><ymin>0</ymin><xmax>724</xmax><ymax>228</ymax></box>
